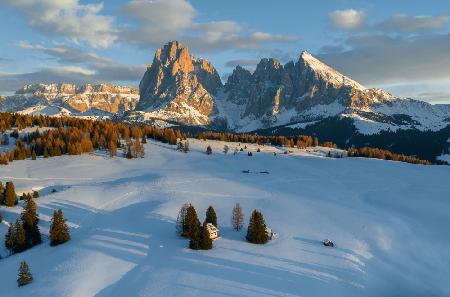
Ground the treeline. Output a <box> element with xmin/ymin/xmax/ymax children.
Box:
<box><xmin>0</xmin><ymin>113</ymin><xmax>189</xmax><ymax>165</ymax></box>
<box><xmin>196</xmin><ymin>131</ymin><xmax>338</xmax><ymax>149</ymax></box>
<box><xmin>196</xmin><ymin>131</ymin><xmax>431</xmax><ymax>165</ymax></box>
<box><xmin>347</xmin><ymin>147</ymin><xmax>431</xmax><ymax>165</ymax></box>
<box><xmin>0</xmin><ymin>113</ymin><xmax>437</xmax><ymax>166</ymax></box>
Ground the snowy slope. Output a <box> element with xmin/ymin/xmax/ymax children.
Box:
<box><xmin>0</xmin><ymin>140</ymin><xmax>449</xmax><ymax>296</ymax></box>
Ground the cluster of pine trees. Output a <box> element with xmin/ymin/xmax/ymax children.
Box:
<box><xmin>197</xmin><ymin>131</ymin><xmax>324</xmax><ymax>148</ymax></box>
<box><xmin>0</xmin><ymin>113</ymin><xmax>191</xmax><ymax>165</ymax></box>
<box><xmin>176</xmin><ymin>202</ymin><xmax>272</xmax><ymax>248</ymax></box>
<box><xmin>5</xmin><ymin>196</ymin><xmax>41</xmax><ymax>254</ymax></box>
<box><xmin>231</xmin><ymin>203</ymin><xmax>271</xmax><ymax>244</ymax></box>
<box><xmin>347</xmin><ymin>147</ymin><xmax>430</xmax><ymax>165</ymax></box>
<box><xmin>176</xmin><ymin>204</ymin><xmax>217</xmax><ymax>250</ymax></box>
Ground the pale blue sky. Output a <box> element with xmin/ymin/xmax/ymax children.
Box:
<box><xmin>1</xmin><ymin>0</ymin><xmax>449</xmax><ymax>103</ymax></box>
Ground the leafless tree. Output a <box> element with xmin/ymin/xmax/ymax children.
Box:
<box><xmin>231</xmin><ymin>203</ymin><xmax>244</xmax><ymax>231</ymax></box>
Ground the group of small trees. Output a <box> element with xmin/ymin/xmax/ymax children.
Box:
<box><xmin>5</xmin><ymin>196</ymin><xmax>41</xmax><ymax>254</ymax></box>
<box><xmin>176</xmin><ymin>204</ymin><xmax>215</xmax><ymax>250</ymax></box>
<box><xmin>0</xmin><ymin>113</ymin><xmax>191</xmax><ymax>165</ymax></box>
<box><xmin>197</xmin><ymin>131</ymin><xmax>323</xmax><ymax>149</ymax></box>
<box><xmin>176</xmin><ymin>202</ymin><xmax>271</xmax><ymax>248</ymax></box>
<box><xmin>177</xmin><ymin>140</ymin><xmax>190</xmax><ymax>153</ymax></box>
<box><xmin>4</xmin><ymin>191</ymin><xmax>70</xmax><ymax>255</ymax></box>
<box><xmin>231</xmin><ymin>203</ymin><xmax>270</xmax><ymax>244</ymax></box>
<box><xmin>347</xmin><ymin>147</ymin><xmax>430</xmax><ymax>165</ymax></box>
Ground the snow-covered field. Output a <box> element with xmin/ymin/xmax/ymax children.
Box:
<box><xmin>0</xmin><ymin>139</ymin><xmax>449</xmax><ymax>296</ymax></box>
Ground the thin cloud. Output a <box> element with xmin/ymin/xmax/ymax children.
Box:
<box><xmin>377</xmin><ymin>14</ymin><xmax>450</xmax><ymax>33</ymax></box>
<box><xmin>319</xmin><ymin>33</ymin><xmax>450</xmax><ymax>85</ymax></box>
<box><xmin>225</xmin><ymin>59</ymin><xmax>260</xmax><ymax>69</ymax></box>
<box><xmin>329</xmin><ymin>9</ymin><xmax>366</xmax><ymax>30</ymax></box>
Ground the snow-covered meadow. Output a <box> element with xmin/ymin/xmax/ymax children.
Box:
<box><xmin>0</xmin><ymin>139</ymin><xmax>449</xmax><ymax>296</ymax></box>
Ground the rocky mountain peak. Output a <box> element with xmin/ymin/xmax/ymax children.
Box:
<box><xmin>297</xmin><ymin>51</ymin><xmax>366</xmax><ymax>91</ymax></box>
<box><xmin>138</xmin><ymin>40</ymin><xmax>222</xmax><ymax>124</ymax></box>
<box><xmin>253</xmin><ymin>58</ymin><xmax>282</xmax><ymax>83</ymax></box>
<box><xmin>153</xmin><ymin>40</ymin><xmax>194</xmax><ymax>76</ymax></box>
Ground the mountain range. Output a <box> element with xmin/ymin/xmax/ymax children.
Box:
<box><xmin>1</xmin><ymin>40</ymin><xmax>449</xmax><ymax>161</ymax></box>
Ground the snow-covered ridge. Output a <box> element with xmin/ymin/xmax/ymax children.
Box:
<box><xmin>1</xmin><ymin>83</ymin><xmax>140</xmax><ymax>116</ymax></box>
<box><xmin>300</xmin><ymin>51</ymin><xmax>366</xmax><ymax>91</ymax></box>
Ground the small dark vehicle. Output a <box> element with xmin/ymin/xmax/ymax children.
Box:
<box><xmin>323</xmin><ymin>239</ymin><xmax>334</xmax><ymax>247</ymax></box>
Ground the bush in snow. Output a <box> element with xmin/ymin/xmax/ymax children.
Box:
<box><xmin>17</xmin><ymin>261</ymin><xmax>33</xmax><ymax>287</ymax></box>
<box><xmin>3</xmin><ymin>181</ymin><xmax>17</xmax><ymax>207</ymax></box>
<box><xmin>206</xmin><ymin>145</ymin><xmax>212</xmax><ymax>155</ymax></box>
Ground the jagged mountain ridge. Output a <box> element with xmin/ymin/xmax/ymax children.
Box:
<box><xmin>136</xmin><ymin>41</ymin><xmax>448</xmax><ymax>134</ymax></box>
<box><xmin>0</xmin><ymin>83</ymin><xmax>139</xmax><ymax>119</ymax></box>
<box><xmin>0</xmin><ymin>40</ymin><xmax>449</xmax><ymax>136</ymax></box>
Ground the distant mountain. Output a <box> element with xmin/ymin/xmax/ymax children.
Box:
<box><xmin>0</xmin><ymin>83</ymin><xmax>139</xmax><ymax>119</ymax></box>
<box><xmin>0</xmin><ymin>40</ymin><xmax>449</xmax><ymax>161</ymax></box>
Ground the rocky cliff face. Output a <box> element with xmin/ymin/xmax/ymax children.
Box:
<box><xmin>0</xmin><ymin>83</ymin><xmax>139</xmax><ymax>115</ymax></box>
<box><xmin>219</xmin><ymin>51</ymin><xmax>396</xmax><ymax>130</ymax></box>
<box><xmin>137</xmin><ymin>41</ymin><xmax>222</xmax><ymax>125</ymax></box>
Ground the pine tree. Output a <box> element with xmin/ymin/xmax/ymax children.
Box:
<box><xmin>4</xmin><ymin>181</ymin><xmax>17</xmax><ymax>207</ymax></box>
<box><xmin>21</xmin><ymin>196</ymin><xmax>41</xmax><ymax>247</ymax></box>
<box><xmin>231</xmin><ymin>203</ymin><xmax>244</xmax><ymax>231</ymax></box>
<box><xmin>14</xmin><ymin>220</ymin><xmax>27</xmax><ymax>253</ymax></box>
<box><xmin>199</xmin><ymin>222</ymin><xmax>212</xmax><ymax>250</ymax></box>
<box><xmin>17</xmin><ymin>261</ymin><xmax>33</xmax><ymax>287</ymax></box>
<box><xmin>182</xmin><ymin>205</ymin><xmax>200</xmax><ymax>239</ymax></box>
<box><xmin>5</xmin><ymin>224</ymin><xmax>16</xmax><ymax>254</ymax></box>
<box><xmin>43</xmin><ymin>146</ymin><xmax>49</xmax><ymax>158</ymax></box>
<box><xmin>189</xmin><ymin>222</ymin><xmax>201</xmax><ymax>250</ymax></box>
<box><xmin>206</xmin><ymin>145</ymin><xmax>212</xmax><ymax>155</ymax></box>
<box><xmin>205</xmin><ymin>206</ymin><xmax>217</xmax><ymax>227</ymax></box>
<box><xmin>176</xmin><ymin>203</ymin><xmax>190</xmax><ymax>235</ymax></box>
<box><xmin>246</xmin><ymin>210</ymin><xmax>269</xmax><ymax>244</ymax></box>
<box><xmin>32</xmin><ymin>191</ymin><xmax>39</xmax><ymax>198</ymax></box>
<box><xmin>31</xmin><ymin>149</ymin><xmax>37</xmax><ymax>160</ymax></box>
<box><xmin>49</xmin><ymin>209</ymin><xmax>71</xmax><ymax>246</ymax></box>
